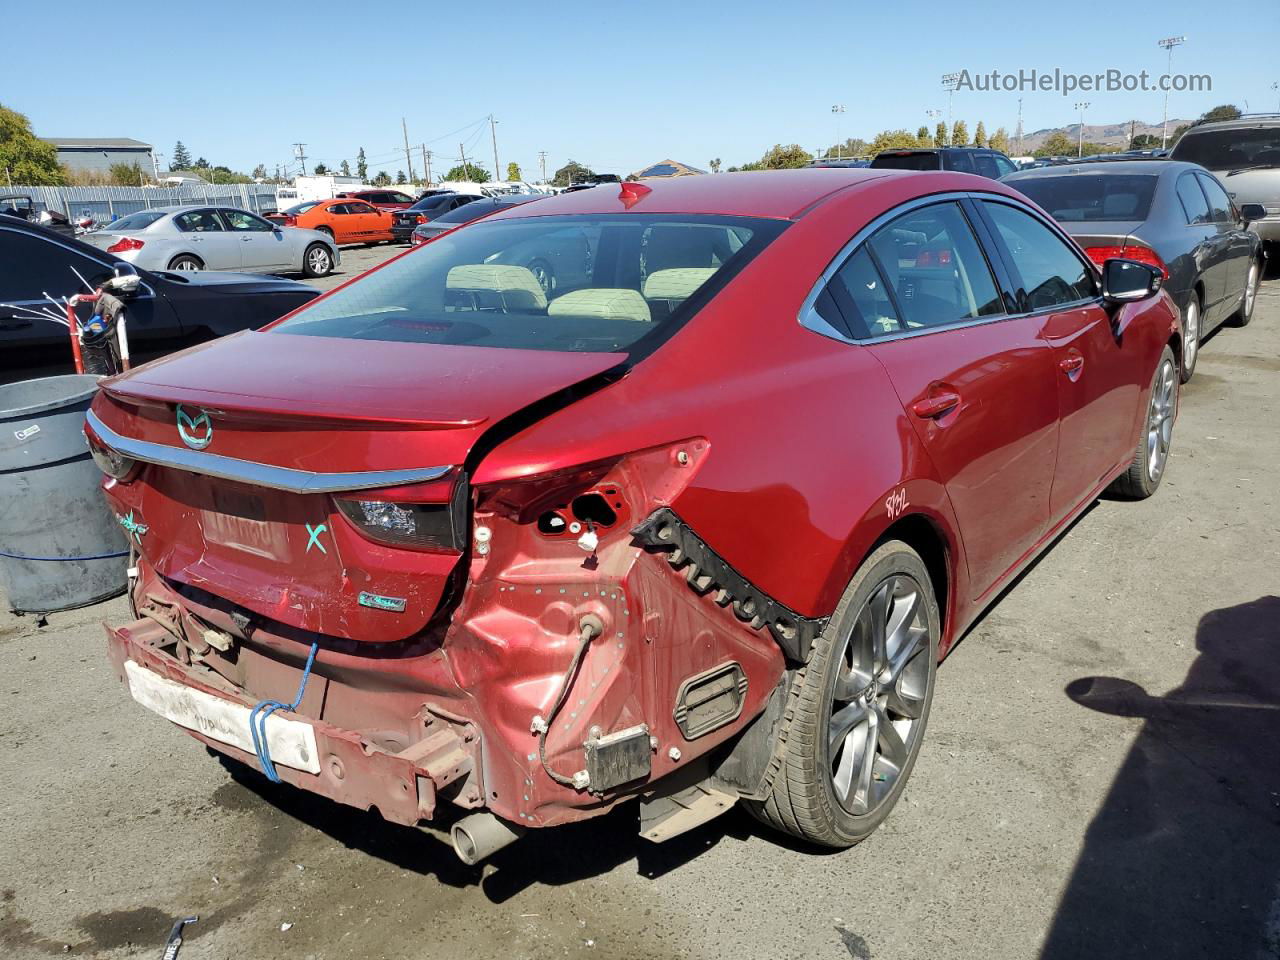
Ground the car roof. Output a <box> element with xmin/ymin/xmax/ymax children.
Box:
<box><xmin>1004</xmin><ymin>159</ymin><xmax>1196</xmax><ymax>179</ymax></box>
<box><xmin>1183</xmin><ymin>114</ymin><xmax>1280</xmax><ymax>132</ymax></box>
<box><xmin>483</xmin><ymin>169</ymin><xmax>898</xmax><ymax>221</ymax></box>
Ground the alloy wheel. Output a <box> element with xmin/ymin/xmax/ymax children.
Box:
<box><xmin>1184</xmin><ymin>300</ymin><xmax>1199</xmax><ymax>371</ymax></box>
<box><xmin>1245</xmin><ymin>262</ymin><xmax>1259</xmax><ymax>316</ymax></box>
<box><xmin>308</xmin><ymin>248</ymin><xmax>331</xmax><ymax>273</ymax></box>
<box><xmin>1146</xmin><ymin>357</ymin><xmax>1176</xmax><ymax>482</ymax></box>
<box><xmin>827</xmin><ymin>574</ymin><xmax>931</xmax><ymax>816</ymax></box>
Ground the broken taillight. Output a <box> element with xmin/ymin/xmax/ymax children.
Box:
<box><xmin>334</xmin><ymin>473</ymin><xmax>468</xmax><ymax>552</ymax></box>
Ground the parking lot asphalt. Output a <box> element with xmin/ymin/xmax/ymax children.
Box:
<box><xmin>304</xmin><ymin>241</ymin><xmax>411</xmax><ymax>293</ymax></box>
<box><xmin>1</xmin><ymin>269</ymin><xmax>1278</xmax><ymax>960</ymax></box>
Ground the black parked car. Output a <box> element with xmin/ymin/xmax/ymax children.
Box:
<box><xmin>870</xmin><ymin>147</ymin><xmax>1019</xmax><ymax>179</ymax></box>
<box><xmin>391</xmin><ymin>192</ymin><xmax>481</xmax><ymax>243</ymax></box>
<box><xmin>1004</xmin><ymin>159</ymin><xmax>1265</xmax><ymax>382</ymax></box>
<box><xmin>0</xmin><ymin>216</ymin><xmax>319</xmax><ymax>360</ymax></box>
<box><xmin>410</xmin><ymin>195</ymin><xmax>543</xmax><ymax>244</ymax></box>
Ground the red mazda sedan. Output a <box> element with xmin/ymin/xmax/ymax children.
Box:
<box><xmin>86</xmin><ymin>171</ymin><xmax>1179</xmax><ymax>861</ymax></box>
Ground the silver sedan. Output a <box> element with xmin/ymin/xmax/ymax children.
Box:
<box><xmin>81</xmin><ymin>205</ymin><xmax>339</xmax><ymax>277</ymax></box>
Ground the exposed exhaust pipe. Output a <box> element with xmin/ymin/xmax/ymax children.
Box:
<box><xmin>451</xmin><ymin>813</ymin><xmax>526</xmax><ymax>865</ymax></box>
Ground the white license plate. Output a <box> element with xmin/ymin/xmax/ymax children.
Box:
<box><xmin>126</xmin><ymin>660</ymin><xmax>321</xmax><ymax>774</ymax></box>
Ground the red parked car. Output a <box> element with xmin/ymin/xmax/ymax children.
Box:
<box><xmin>86</xmin><ymin>171</ymin><xmax>1180</xmax><ymax>863</ymax></box>
<box><xmin>335</xmin><ymin>189</ymin><xmax>417</xmax><ymax>211</ymax></box>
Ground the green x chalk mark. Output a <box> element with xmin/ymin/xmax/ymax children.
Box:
<box><xmin>305</xmin><ymin>522</ymin><xmax>328</xmax><ymax>555</ymax></box>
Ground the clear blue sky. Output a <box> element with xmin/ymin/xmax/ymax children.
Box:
<box><xmin>5</xmin><ymin>0</ymin><xmax>1276</xmax><ymax>177</ymax></box>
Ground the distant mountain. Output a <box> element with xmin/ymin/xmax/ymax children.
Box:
<box><xmin>1011</xmin><ymin>119</ymin><xmax>1192</xmax><ymax>154</ymax></box>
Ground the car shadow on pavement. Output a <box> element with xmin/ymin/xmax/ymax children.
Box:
<box><xmin>221</xmin><ymin>754</ymin><xmax>775</xmax><ymax>904</ymax></box>
<box><xmin>1041</xmin><ymin>595</ymin><xmax>1280</xmax><ymax>959</ymax></box>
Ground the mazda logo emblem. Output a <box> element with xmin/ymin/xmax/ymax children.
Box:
<box><xmin>176</xmin><ymin>404</ymin><xmax>213</xmax><ymax>450</ymax></box>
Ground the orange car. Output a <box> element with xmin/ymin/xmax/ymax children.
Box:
<box><xmin>275</xmin><ymin>198</ymin><xmax>395</xmax><ymax>246</ymax></box>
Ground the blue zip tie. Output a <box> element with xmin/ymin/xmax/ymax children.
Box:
<box><xmin>248</xmin><ymin>642</ymin><xmax>320</xmax><ymax>784</ymax></box>
<box><xmin>0</xmin><ymin>548</ymin><xmax>129</xmax><ymax>562</ymax></box>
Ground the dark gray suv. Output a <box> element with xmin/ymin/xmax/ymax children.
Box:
<box><xmin>869</xmin><ymin>147</ymin><xmax>1018</xmax><ymax>180</ymax></box>
<box><xmin>1171</xmin><ymin>115</ymin><xmax>1280</xmax><ymax>255</ymax></box>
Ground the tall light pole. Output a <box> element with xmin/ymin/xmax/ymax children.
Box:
<box><xmin>942</xmin><ymin>73</ymin><xmax>961</xmax><ymax>137</ymax></box>
<box><xmin>1158</xmin><ymin>36</ymin><xmax>1186</xmax><ymax>149</ymax></box>
<box><xmin>831</xmin><ymin>104</ymin><xmax>846</xmax><ymax>159</ymax></box>
<box><xmin>1016</xmin><ymin>97</ymin><xmax>1024</xmax><ymax>155</ymax></box>
<box><xmin>1075</xmin><ymin>101</ymin><xmax>1091</xmax><ymax>156</ymax></box>
<box><xmin>489</xmin><ymin>115</ymin><xmax>501</xmax><ymax>183</ymax></box>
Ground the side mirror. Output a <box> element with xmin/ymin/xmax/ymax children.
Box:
<box><xmin>1101</xmin><ymin>258</ymin><xmax>1162</xmax><ymax>304</ymax></box>
<box><xmin>1239</xmin><ymin>203</ymin><xmax>1266</xmax><ymax>224</ymax></box>
<box><xmin>273</xmin><ymin>226</ymin><xmax>283</xmax><ymax>236</ymax></box>
<box><xmin>105</xmin><ymin>261</ymin><xmax>142</xmax><ymax>296</ymax></box>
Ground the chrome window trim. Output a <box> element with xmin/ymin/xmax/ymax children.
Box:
<box><xmin>797</xmin><ymin>191</ymin><xmax>1005</xmax><ymax>346</ymax></box>
<box><xmin>86</xmin><ymin>408</ymin><xmax>453</xmax><ymax>494</ymax></box>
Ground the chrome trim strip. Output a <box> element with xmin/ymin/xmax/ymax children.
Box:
<box><xmin>86</xmin><ymin>408</ymin><xmax>453</xmax><ymax>494</ymax></box>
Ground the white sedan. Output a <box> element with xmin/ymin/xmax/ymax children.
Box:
<box><xmin>82</xmin><ymin>205</ymin><xmax>339</xmax><ymax>277</ymax></box>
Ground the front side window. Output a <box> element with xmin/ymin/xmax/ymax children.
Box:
<box><xmin>173</xmin><ymin>210</ymin><xmax>223</xmax><ymax>232</ymax></box>
<box><xmin>1196</xmin><ymin>174</ymin><xmax>1234</xmax><ymax>223</ymax></box>
<box><xmin>221</xmin><ymin>209</ymin><xmax>273</xmax><ymax>231</ymax></box>
<box><xmin>994</xmin><ymin>155</ymin><xmax>1018</xmax><ymax>178</ymax></box>
<box><xmin>864</xmin><ymin>202</ymin><xmax>1002</xmax><ymax>330</ymax></box>
<box><xmin>272</xmin><ymin>214</ymin><xmax>784</xmax><ymax>355</ymax></box>
<box><xmin>0</xmin><ymin>229</ymin><xmax>112</xmax><ymax>302</ymax></box>
<box><xmin>982</xmin><ymin>202</ymin><xmax>1096</xmax><ymax>309</ymax></box>
<box><xmin>1175</xmin><ymin>174</ymin><xmax>1212</xmax><ymax>225</ymax></box>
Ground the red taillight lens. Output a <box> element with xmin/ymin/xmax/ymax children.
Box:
<box><xmin>1084</xmin><ymin>244</ymin><xmax>1169</xmax><ymax>280</ymax></box>
<box><xmin>284</xmin><ymin>215</ymin><xmax>297</xmax><ymax>226</ymax></box>
<box><xmin>105</xmin><ymin>237</ymin><xmax>145</xmax><ymax>253</ymax></box>
<box><xmin>415</xmin><ymin>214</ymin><xmax>427</xmax><ymax>223</ymax></box>
<box><xmin>85</xmin><ymin>427</ymin><xmax>138</xmax><ymax>481</ymax></box>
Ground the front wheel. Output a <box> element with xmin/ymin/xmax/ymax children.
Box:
<box><xmin>1229</xmin><ymin>259</ymin><xmax>1261</xmax><ymax>328</ymax></box>
<box><xmin>302</xmin><ymin>243</ymin><xmax>334</xmax><ymax>278</ymax></box>
<box><xmin>1179</xmin><ymin>293</ymin><xmax>1201</xmax><ymax>384</ymax></box>
<box><xmin>1108</xmin><ymin>345</ymin><xmax>1178</xmax><ymax>500</ymax></box>
<box><xmin>745</xmin><ymin>540</ymin><xmax>939</xmax><ymax>847</ymax></box>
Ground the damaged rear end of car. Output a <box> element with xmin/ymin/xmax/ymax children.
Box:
<box><xmin>89</xmin><ymin>203</ymin><xmax>797</xmax><ymax>862</ymax></box>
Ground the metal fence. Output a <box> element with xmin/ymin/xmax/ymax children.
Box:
<box><xmin>4</xmin><ymin>183</ymin><xmax>282</xmax><ymax>224</ymax></box>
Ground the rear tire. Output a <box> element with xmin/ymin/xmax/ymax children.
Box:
<box><xmin>1179</xmin><ymin>293</ymin><xmax>1201</xmax><ymax>384</ymax></box>
<box><xmin>744</xmin><ymin>541</ymin><xmax>939</xmax><ymax>848</ymax></box>
<box><xmin>302</xmin><ymin>243</ymin><xmax>334</xmax><ymax>278</ymax></box>
<box><xmin>168</xmin><ymin>254</ymin><xmax>202</xmax><ymax>271</ymax></box>
<box><xmin>1108</xmin><ymin>345</ymin><xmax>1177</xmax><ymax>500</ymax></box>
<box><xmin>1229</xmin><ymin>259</ymin><xmax>1260</xmax><ymax>328</ymax></box>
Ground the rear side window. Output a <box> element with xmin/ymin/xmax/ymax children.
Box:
<box><xmin>982</xmin><ymin>202</ymin><xmax>1096</xmax><ymax>309</ymax></box>
<box><xmin>1175</xmin><ymin>174</ymin><xmax>1212</xmax><ymax>225</ymax></box>
<box><xmin>864</xmin><ymin>202</ymin><xmax>1002</xmax><ymax>330</ymax></box>
<box><xmin>174</xmin><ymin>210</ymin><xmax>223</xmax><ymax>232</ymax></box>
<box><xmin>942</xmin><ymin>152</ymin><xmax>975</xmax><ymax>173</ymax></box>
<box><xmin>973</xmin><ymin>154</ymin><xmax>1000</xmax><ymax>179</ymax></box>
<box><xmin>1196</xmin><ymin>174</ymin><xmax>1234</xmax><ymax>223</ymax></box>
<box><xmin>272</xmin><ymin>214</ymin><xmax>785</xmax><ymax>355</ymax></box>
<box><xmin>824</xmin><ymin>247</ymin><xmax>900</xmax><ymax>337</ymax></box>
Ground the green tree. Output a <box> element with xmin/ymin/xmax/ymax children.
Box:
<box><xmin>1035</xmin><ymin>131</ymin><xmax>1075</xmax><ymax>157</ymax></box>
<box><xmin>869</xmin><ymin>129</ymin><xmax>925</xmax><ymax>153</ymax></box>
<box><xmin>252</xmin><ymin>163</ymin><xmax>267</xmax><ymax>180</ymax></box>
<box><xmin>506</xmin><ymin>161</ymin><xmax>522</xmax><ymax>181</ymax></box>
<box><xmin>340</xmin><ymin>159</ymin><xmax>351</xmax><ymax>177</ymax></box>
<box><xmin>0</xmin><ymin>104</ymin><xmax>65</xmax><ymax>185</ymax></box>
<box><xmin>314</xmin><ymin>162</ymin><xmax>328</xmax><ymax>175</ymax></box>
<box><xmin>1130</xmin><ymin>133</ymin><xmax>1161</xmax><ymax>150</ymax></box>
<box><xmin>108</xmin><ymin>162</ymin><xmax>147</xmax><ymax>186</ymax></box>
<box><xmin>1169</xmin><ymin>123</ymin><xmax>1190</xmax><ymax>146</ymax></box>
<box><xmin>395</xmin><ymin>170</ymin><xmax>407</xmax><ymax>184</ymax></box>
<box><xmin>193</xmin><ymin>157</ymin><xmax>209</xmax><ymax>169</ymax></box>
<box><xmin>443</xmin><ymin>163</ymin><xmax>492</xmax><ymax>183</ymax></box>
<box><xmin>1079</xmin><ymin>141</ymin><xmax>1120</xmax><ymax>158</ymax></box>
<box><xmin>551</xmin><ymin>160</ymin><xmax>594</xmax><ymax>186</ymax></box>
<box><xmin>973</xmin><ymin>121</ymin><xmax>987</xmax><ymax>147</ymax></box>
<box><xmin>372</xmin><ymin>170</ymin><xmax>391</xmax><ymax>186</ymax></box>
<box><xmin>989</xmin><ymin>127</ymin><xmax>1010</xmax><ymax>154</ymax></box>
<box><xmin>760</xmin><ymin>143</ymin><xmax>813</xmax><ymax>169</ymax></box>
<box><xmin>951</xmin><ymin>120</ymin><xmax>969</xmax><ymax>146</ymax></box>
<box><xmin>1200</xmin><ymin>104</ymin><xmax>1242</xmax><ymax>123</ymax></box>
<box><xmin>916</xmin><ymin>126</ymin><xmax>932</xmax><ymax>145</ymax></box>
<box><xmin>824</xmin><ymin>137</ymin><xmax>869</xmax><ymax>159</ymax></box>
<box><xmin>356</xmin><ymin>148</ymin><xmax>368</xmax><ymax>180</ymax></box>
<box><xmin>171</xmin><ymin>140</ymin><xmax>192</xmax><ymax>170</ymax></box>
<box><xmin>935</xmin><ymin>121</ymin><xmax>948</xmax><ymax>147</ymax></box>
<box><xmin>709</xmin><ymin>158</ymin><xmax>721</xmax><ymax>173</ymax></box>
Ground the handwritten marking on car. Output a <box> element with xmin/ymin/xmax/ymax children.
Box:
<box><xmin>885</xmin><ymin>487</ymin><xmax>910</xmax><ymax>521</ymax></box>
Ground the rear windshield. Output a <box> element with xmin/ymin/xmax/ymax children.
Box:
<box><xmin>410</xmin><ymin>194</ymin><xmax>455</xmax><ymax>211</ymax></box>
<box><xmin>871</xmin><ymin>152</ymin><xmax>940</xmax><ymax>171</ymax></box>
<box><xmin>273</xmin><ymin>213</ymin><xmax>785</xmax><ymax>354</ymax></box>
<box><xmin>285</xmin><ymin>201</ymin><xmax>320</xmax><ymax>215</ymax></box>
<box><xmin>434</xmin><ymin>199</ymin><xmax>525</xmax><ymax>224</ymax></box>
<box><xmin>108</xmin><ymin>211</ymin><xmax>166</xmax><ymax>231</ymax></box>
<box><xmin>1172</xmin><ymin>127</ymin><xmax>1280</xmax><ymax>170</ymax></box>
<box><xmin>1009</xmin><ymin>174</ymin><xmax>1158</xmax><ymax>221</ymax></box>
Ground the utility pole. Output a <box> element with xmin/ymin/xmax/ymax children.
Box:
<box><xmin>489</xmin><ymin>115</ymin><xmax>500</xmax><ymax>182</ymax></box>
<box><xmin>293</xmin><ymin>143</ymin><xmax>307</xmax><ymax>177</ymax></box>
<box><xmin>1075</xmin><ymin>101</ymin><xmax>1091</xmax><ymax>157</ymax></box>
<box><xmin>538</xmin><ymin>151</ymin><xmax>547</xmax><ymax>183</ymax></box>
<box><xmin>460</xmin><ymin>143</ymin><xmax>473</xmax><ymax>182</ymax></box>
<box><xmin>421</xmin><ymin>145</ymin><xmax>433</xmax><ymax>185</ymax></box>
<box><xmin>402</xmin><ymin>118</ymin><xmax>416</xmax><ymax>184</ymax></box>
<box><xmin>1158</xmin><ymin>36</ymin><xmax>1186</xmax><ymax>149</ymax></box>
<box><xmin>1016</xmin><ymin>98</ymin><xmax>1024</xmax><ymax>155</ymax></box>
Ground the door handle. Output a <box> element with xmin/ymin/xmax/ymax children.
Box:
<box><xmin>1059</xmin><ymin>354</ymin><xmax>1085</xmax><ymax>377</ymax></box>
<box><xmin>911</xmin><ymin>391</ymin><xmax>961</xmax><ymax>419</ymax></box>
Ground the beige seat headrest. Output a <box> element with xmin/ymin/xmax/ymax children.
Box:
<box><xmin>642</xmin><ymin>267</ymin><xmax>717</xmax><ymax>301</ymax></box>
<box><xmin>547</xmin><ymin>288</ymin><xmax>652</xmax><ymax>324</ymax></box>
<box><xmin>446</xmin><ymin>264</ymin><xmax>547</xmax><ymax>311</ymax></box>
